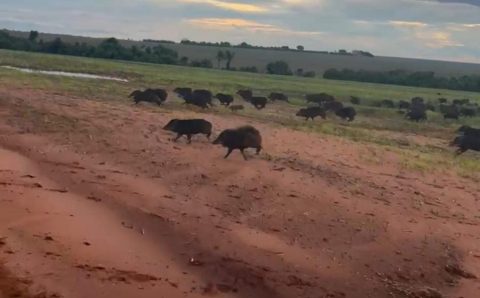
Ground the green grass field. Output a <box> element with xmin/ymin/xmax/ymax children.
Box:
<box><xmin>0</xmin><ymin>49</ymin><xmax>479</xmax><ymax>177</ymax></box>
<box><xmin>2</xmin><ymin>49</ymin><xmax>479</xmax><ymax>103</ymax></box>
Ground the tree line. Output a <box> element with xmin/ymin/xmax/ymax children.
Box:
<box><xmin>180</xmin><ymin>39</ymin><xmax>305</xmax><ymax>52</ymax></box>
<box><xmin>0</xmin><ymin>32</ymin><xmax>318</xmax><ymax>78</ymax></box>
<box><xmin>323</xmin><ymin>68</ymin><xmax>480</xmax><ymax>92</ymax></box>
<box><xmin>176</xmin><ymin>39</ymin><xmax>374</xmax><ymax>57</ymax></box>
<box><xmin>0</xmin><ymin>31</ymin><xmax>259</xmax><ymax>73</ymax></box>
<box><xmin>0</xmin><ymin>30</ymin><xmax>178</xmax><ymax>64</ymax></box>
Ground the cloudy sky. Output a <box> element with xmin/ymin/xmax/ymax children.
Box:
<box><xmin>1</xmin><ymin>0</ymin><xmax>480</xmax><ymax>63</ymax></box>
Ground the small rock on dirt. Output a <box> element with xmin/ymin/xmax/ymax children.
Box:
<box><xmin>189</xmin><ymin>258</ymin><xmax>204</xmax><ymax>266</ymax></box>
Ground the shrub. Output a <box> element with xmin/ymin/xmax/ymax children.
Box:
<box><xmin>303</xmin><ymin>71</ymin><xmax>316</xmax><ymax>78</ymax></box>
<box><xmin>266</xmin><ymin>60</ymin><xmax>292</xmax><ymax>76</ymax></box>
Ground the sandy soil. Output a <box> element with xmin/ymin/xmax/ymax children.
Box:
<box><xmin>0</xmin><ymin>88</ymin><xmax>478</xmax><ymax>298</ymax></box>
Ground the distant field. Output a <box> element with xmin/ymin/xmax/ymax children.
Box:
<box><xmin>6</xmin><ymin>29</ymin><xmax>480</xmax><ymax>77</ymax></box>
<box><xmin>1</xmin><ymin>49</ymin><xmax>479</xmax><ymax>102</ymax></box>
<box><xmin>159</xmin><ymin>43</ymin><xmax>480</xmax><ymax>77</ymax></box>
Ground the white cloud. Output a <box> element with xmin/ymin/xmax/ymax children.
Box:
<box><xmin>389</xmin><ymin>21</ymin><xmax>428</xmax><ymax>28</ymax></box>
<box><xmin>181</xmin><ymin>0</ymin><xmax>268</xmax><ymax>13</ymax></box>
<box><xmin>186</xmin><ymin>17</ymin><xmax>323</xmax><ymax>36</ymax></box>
<box><xmin>414</xmin><ymin>30</ymin><xmax>464</xmax><ymax>48</ymax></box>
<box><xmin>460</xmin><ymin>23</ymin><xmax>480</xmax><ymax>28</ymax></box>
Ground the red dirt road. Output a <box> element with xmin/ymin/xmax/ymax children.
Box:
<box><xmin>0</xmin><ymin>88</ymin><xmax>479</xmax><ymax>298</ymax></box>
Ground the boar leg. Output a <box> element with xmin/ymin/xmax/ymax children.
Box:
<box><xmin>224</xmin><ymin>148</ymin><xmax>234</xmax><ymax>159</ymax></box>
<box><xmin>240</xmin><ymin>149</ymin><xmax>248</xmax><ymax>161</ymax></box>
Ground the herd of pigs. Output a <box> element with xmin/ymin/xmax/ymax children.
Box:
<box><xmin>128</xmin><ymin>88</ymin><xmax>480</xmax><ymax>157</ymax></box>
<box><xmin>130</xmin><ymin>88</ymin><xmax>356</xmax><ymax>121</ymax></box>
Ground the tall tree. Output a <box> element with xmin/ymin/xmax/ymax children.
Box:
<box><xmin>224</xmin><ymin>50</ymin><xmax>235</xmax><ymax>70</ymax></box>
<box><xmin>216</xmin><ymin>50</ymin><xmax>225</xmax><ymax>68</ymax></box>
<box><xmin>28</xmin><ymin>30</ymin><xmax>39</xmax><ymax>42</ymax></box>
<box><xmin>44</xmin><ymin>38</ymin><xmax>67</xmax><ymax>54</ymax></box>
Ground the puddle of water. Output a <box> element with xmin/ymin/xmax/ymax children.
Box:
<box><xmin>1</xmin><ymin>66</ymin><xmax>129</xmax><ymax>82</ymax></box>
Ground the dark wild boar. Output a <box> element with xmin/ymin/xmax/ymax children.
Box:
<box><xmin>180</xmin><ymin>89</ymin><xmax>213</xmax><ymax>109</ymax></box>
<box><xmin>129</xmin><ymin>89</ymin><xmax>165</xmax><ymax>105</ymax></box>
<box><xmin>411</xmin><ymin>101</ymin><xmax>426</xmax><ymax>111</ymax></box>
<box><xmin>405</xmin><ymin>108</ymin><xmax>427</xmax><ymax>122</ymax></box>
<box><xmin>451</xmin><ymin>135</ymin><xmax>480</xmax><ymax>155</ymax></box>
<box><xmin>213</xmin><ymin>126</ymin><xmax>262</xmax><ymax>160</ymax></box>
<box><xmin>335</xmin><ymin>107</ymin><xmax>356</xmax><ymax>121</ymax></box>
<box><xmin>174</xmin><ymin>87</ymin><xmax>192</xmax><ymax>99</ymax></box>
<box><xmin>296</xmin><ymin>107</ymin><xmax>326</xmax><ymax>120</ymax></box>
<box><xmin>250</xmin><ymin>97</ymin><xmax>268</xmax><ymax>110</ymax></box>
<box><xmin>305</xmin><ymin>93</ymin><xmax>335</xmax><ymax>104</ymax></box>
<box><xmin>441</xmin><ymin>104</ymin><xmax>459</xmax><ymax>120</ymax></box>
<box><xmin>443</xmin><ymin>111</ymin><xmax>460</xmax><ymax>120</ymax></box>
<box><xmin>148</xmin><ymin>88</ymin><xmax>168</xmax><ymax>102</ymax></box>
<box><xmin>457</xmin><ymin>125</ymin><xmax>480</xmax><ymax>137</ymax></box>
<box><xmin>215</xmin><ymin>93</ymin><xmax>234</xmax><ymax>106</ymax></box>
<box><xmin>184</xmin><ymin>95</ymin><xmax>210</xmax><ymax>109</ymax></box>
<box><xmin>163</xmin><ymin>119</ymin><xmax>212</xmax><ymax>143</ymax></box>
<box><xmin>192</xmin><ymin>89</ymin><xmax>213</xmax><ymax>106</ymax></box>
<box><xmin>236</xmin><ymin>90</ymin><xmax>253</xmax><ymax>101</ymax></box>
<box><xmin>411</xmin><ymin>97</ymin><xmax>424</xmax><ymax>105</ymax></box>
<box><xmin>460</xmin><ymin>106</ymin><xmax>476</xmax><ymax>117</ymax></box>
<box><xmin>236</xmin><ymin>90</ymin><xmax>267</xmax><ymax>109</ymax></box>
